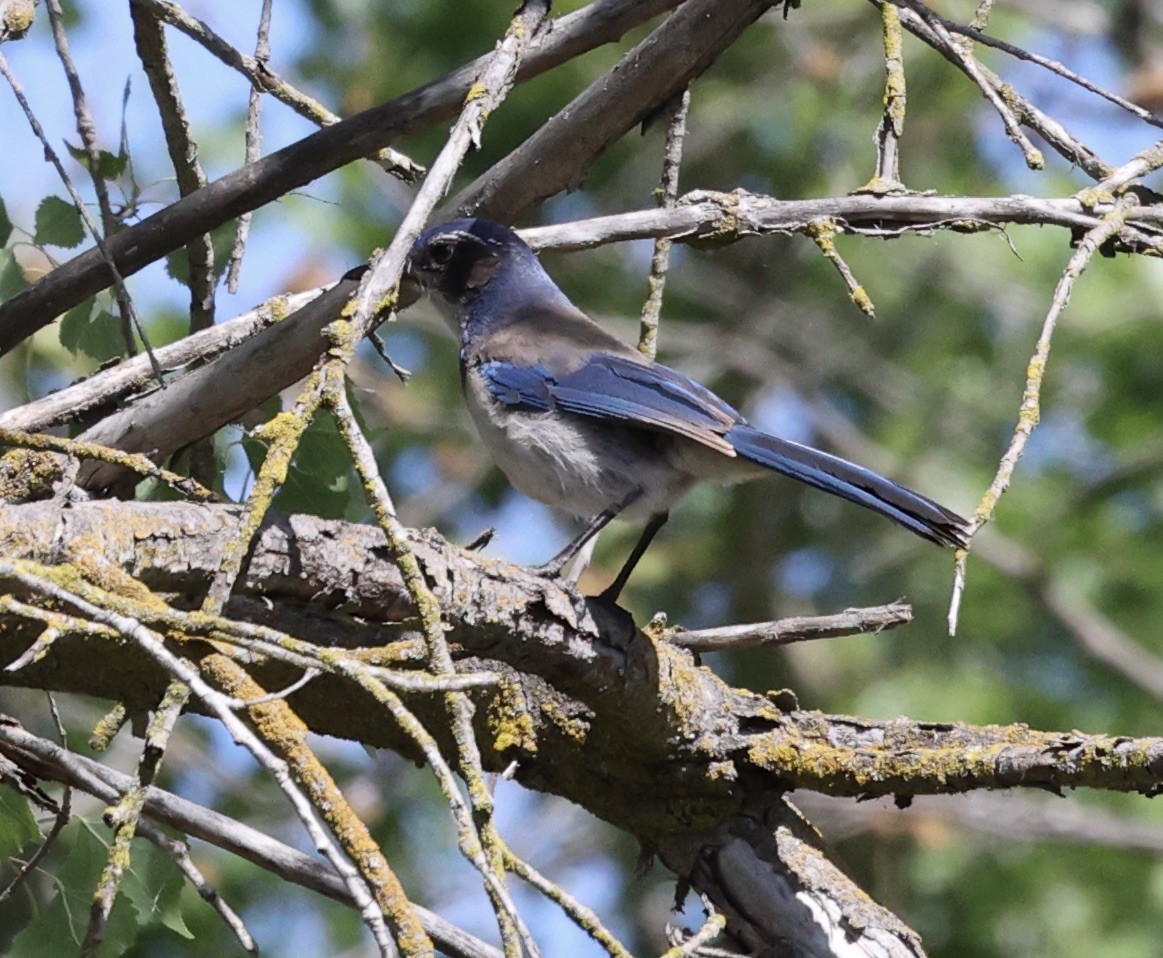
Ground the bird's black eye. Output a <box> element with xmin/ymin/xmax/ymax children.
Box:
<box><xmin>429</xmin><ymin>242</ymin><xmax>455</xmax><ymax>267</ymax></box>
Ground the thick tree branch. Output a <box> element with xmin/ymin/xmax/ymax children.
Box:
<box><xmin>2</xmin><ymin>500</ymin><xmax>1160</xmax><ymax>955</ymax></box>
<box><xmin>1</xmin><ymin>500</ymin><xmax>1158</xmax><ymax>808</ymax></box>
<box><xmin>0</xmin><ymin>288</ymin><xmax>322</xmax><ymax>433</ymax></box>
<box><xmin>451</xmin><ymin>0</ymin><xmax>775</xmax><ymax>221</ymax></box>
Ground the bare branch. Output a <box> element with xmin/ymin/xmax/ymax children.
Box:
<box><xmin>638</xmin><ymin>88</ymin><xmax>690</xmax><ymax>360</ymax></box>
<box><xmin>0</xmin><ymin>287</ymin><xmax>321</xmax><ymax>433</ymax></box>
<box><xmin>45</xmin><ymin>0</ymin><xmax>149</xmax><ymax>353</ymax></box>
<box><xmin>950</xmin><ymin>194</ymin><xmax>1139</xmax><ymax>633</ymax></box>
<box><xmin>883</xmin><ymin>0</ymin><xmax>1112</xmax><ymax>179</ymax></box>
<box><xmin>0</xmin><ymin>46</ymin><xmax>160</xmax><ymax>374</ymax></box>
<box><xmin>670</xmin><ymin>602</ymin><xmax>913</xmax><ymax>652</ymax></box>
<box><xmin>451</xmin><ymin>0</ymin><xmax>776</xmax><ymax>221</ymax></box>
<box><xmin>132</xmin><ymin>0</ymin><xmax>422</xmax><ymax>181</ymax></box>
<box><xmin>224</xmin><ymin>0</ymin><xmax>275</xmax><ymax>291</ymax></box>
<box><xmin>129</xmin><ymin>0</ymin><xmax>217</xmax><ymax>331</ymax></box>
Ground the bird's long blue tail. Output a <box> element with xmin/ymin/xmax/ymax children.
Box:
<box><xmin>725</xmin><ymin>425</ymin><xmax>969</xmax><ymax>548</ymax></box>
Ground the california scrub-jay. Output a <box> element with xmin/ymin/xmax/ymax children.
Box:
<box><xmin>404</xmin><ymin>217</ymin><xmax>968</xmax><ymax>600</ymax></box>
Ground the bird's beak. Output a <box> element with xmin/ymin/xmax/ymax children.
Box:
<box><xmin>398</xmin><ymin>258</ymin><xmax>424</xmax><ymax>309</ymax></box>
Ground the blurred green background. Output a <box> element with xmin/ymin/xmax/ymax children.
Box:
<box><xmin>2</xmin><ymin>1</ymin><xmax>1163</xmax><ymax>955</ymax></box>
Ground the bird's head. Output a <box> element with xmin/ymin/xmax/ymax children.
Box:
<box><xmin>404</xmin><ymin>218</ymin><xmax>532</xmax><ymax>313</ymax></box>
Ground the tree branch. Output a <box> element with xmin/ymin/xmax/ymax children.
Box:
<box><xmin>3</xmin><ymin>499</ymin><xmax>1160</xmax><ymax>953</ymax></box>
<box><xmin>0</xmin><ymin>0</ymin><xmax>685</xmax><ymax>354</ymax></box>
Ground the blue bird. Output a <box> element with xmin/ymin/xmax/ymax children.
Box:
<box><xmin>404</xmin><ymin>217</ymin><xmax>968</xmax><ymax>601</ymax></box>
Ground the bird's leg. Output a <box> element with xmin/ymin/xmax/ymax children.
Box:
<box><xmin>531</xmin><ymin>488</ymin><xmax>643</xmax><ymax>579</ymax></box>
<box><xmin>599</xmin><ymin>511</ymin><xmax>669</xmax><ymax>603</ymax></box>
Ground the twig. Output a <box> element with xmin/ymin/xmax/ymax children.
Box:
<box><xmin>968</xmin><ymin>0</ymin><xmax>995</xmax><ymax>31</ymax></box>
<box><xmin>369</xmin><ymin>329</ymin><xmax>413</xmax><ymax>382</ymax></box>
<box><xmin>669</xmin><ymin>602</ymin><xmax>913</xmax><ymax>652</ymax></box>
<box><xmin>89</xmin><ymin>704</ymin><xmax>128</xmax><ymax>752</ymax></box>
<box><xmin>803</xmin><ymin>219</ymin><xmax>875</xmax><ymax>317</ymax></box>
<box><xmin>866</xmin><ymin>0</ymin><xmax>907</xmax><ymax>193</ymax></box>
<box><xmin>129</xmin><ymin>0</ymin><xmax>216</xmax><ymax>332</ymax></box>
<box><xmin>505</xmin><ymin>849</ymin><xmax>633</xmax><ymax>958</ymax></box>
<box><xmin>638</xmin><ymin>88</ymin><xmax>690</xmax><ymax>360</ymax></box>
<box><xmin>134</xmin><ymin>820</ymin><xmax>257</xmax><ymax>956</ymax></box>
<box><xmin>1089</xmin><ymin>139</ymin><xmax>1163</xmax><ymax>197</ymax></box>
<box><xmin>0</xmin><ymin>46</ymin><xmax>162</xmax><ymax>376</ymax></box>
<box><xmin>44</xmin><ymin>0</ymin><xmax>152</xmax><ymax>358</ymax></box>
<box><xmin>0</xmin><ymin>697</ymin><xmax>71</xmax><ymax>906</ymax></box>
<box><xmin>0</xmin><ymin>428</ymin><xmax>217</xmax><ymax>501</ymax></box>
<box><xmin>225</xmin><ymin>0</ymin><xmax>275</xmax><ymax>292</ymax></box>
<box><xmin>948</xmin><ymin>193</ymin><xmax>1139</xmax><ymax>635</ymax></box>
<box><xmin>222</xmin><ymin>668</ymin><xmax>317</xmax><ymax>708</ymax></box>
<box><xmin>2</xmin><ymin>626</ymin><xmax>61</xmax><ymax>672</ymax></box>
<box><xmin>200</xmin><ymin>377</ymin><xmax>326</xmax><ymax>613</ymax></box>
<box><xmin>516</xmin><ymin>191</ymin><xmax>1163</xmax><ymax>252</ymax></box>
<box><xmin>930</xmin><ymin>13</ymin><xmax>1163</xmax><ymax>131</ymax></box>
<box><xmin>896</xmin><ymin>0</ymin><xmax>1043</xmax><ymax>170</ymax></box>
<box><xmin>82</xmin><ymin>681</ymin><xmax>187</xmax><ymax>957</ymax></box>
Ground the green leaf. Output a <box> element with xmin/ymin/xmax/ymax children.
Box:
<box><xmin>0</xmin><ymin>196</ymin><xmax>12</xmax><ymax>246</ymax></box>
<box><xmin>59</xmin><ymin>299</ymin><xmax>96</xmax><ymax>354</ymax></box>
<box><xmin>59</xmin><ymin>302</ymin><xmax>125</xmax><ymax>361</ymax></box>
<box><xmin>77</xmin><ymin>310</ymin><xmax>127</xmax><ymax>363</ymax></box>
<box><xmin>0</xmin><ymin>786</ymin><xmax>43</xmax><ymax>858</ymax></box>
<box><xmin>64</xmin><ymin>141</ymin><xmax>128</xmax><ymax>180</ymax></box>
<box><xmin>163</xmin><ymin>248</ymin><xmax>189</xmax><ymax>286</ymax></box>
<box><xmin>34</xmin><ymin>196</ymin><xmax>85</xmax><ymax>249</ymax></box>
<box><xmin>0</xmin><ymin>251</ymin><xmax>28</xmax><ymax>301</ymax></box>
<box><xmin>121</xmin><ymin>840</ymin><xmax>194</xmax><ymax>940</ymax></box>
<box><xmin>7</xmin><ymin>823</ymin><xmax>140</xmax><ymax>958</ymax></box>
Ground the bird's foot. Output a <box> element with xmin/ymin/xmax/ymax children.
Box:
<box><xmin>527</xmin><ymin>557</ymin><xmax>568</xmax><ymax>580</ymax></box>
<box><xmin>585</xmin><ymin>592</ymin><xmax>636</xmax><ymax>647</ymax></box>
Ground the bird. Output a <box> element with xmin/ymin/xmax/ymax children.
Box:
<box><xmin>403</xmin><ymin>217</ymin><xmax>969</xmax><ymax>602</ymax></box>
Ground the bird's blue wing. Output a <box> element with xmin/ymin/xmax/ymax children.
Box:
<box><xmin>480</xmin><ymin>353</ymin><xmax>741</xmax><ymax>453</ymax></box>
<box><xmin>477</xmin><ymin>360</ymin><xmax>555</xmax><ymax>411</ymax></box>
